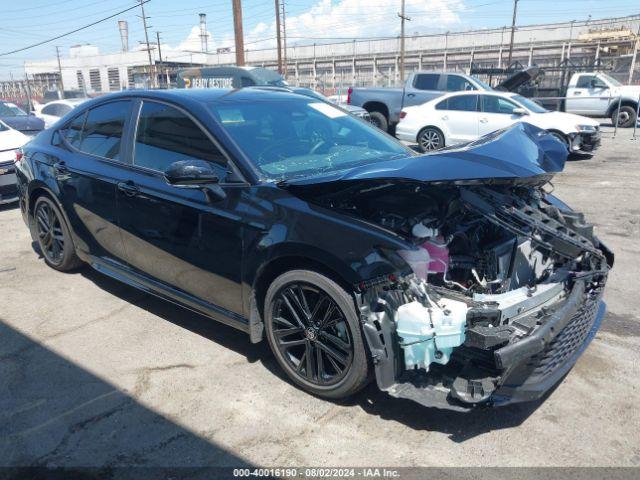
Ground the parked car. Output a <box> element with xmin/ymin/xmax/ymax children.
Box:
<box><xmin>34</xmin><ymin>98</ymin><xmax>90</xmax><ymax>128</ymax></box>
<box><xmin>346</xmin><ymin>72</ymin><xmax>495</xmax><ymax>131</ymax></box>
<box><xmin>0</xmin><ymin>100</ymin><xmax>45</xmax><ymax>136</ymax></box>
<box><xmin>397</xmin><ymin>91</ymin><xmax>601</xmax><ymax>153</ymax></box>
<box><xmin>0</xmin><ymin>120</ymin><xmax>30</xmax><ymax>204</ymax></box>
<box><xmin>15</xmin><ymin>89</ymin><xmax>613</xmax><ymax>410</ymax></box>
<box><xmin>563</xmin><ymin>72</ymin><xmax>640</xmax><ymax>128</ymax></box>
<box><xmin>42</xmin><ymin>89</ymin><xmax>87</xmax><ymax>103</ymax></box>
<box><xmin>257</xmin><ymin>86</ymin><xmax>372</xmax><ymax>123</ymax></box>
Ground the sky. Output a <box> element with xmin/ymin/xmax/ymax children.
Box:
<box><xmin>0</xmin><ymin>0</ymin><xmax>638</xmax><ymax>79</ymax></box>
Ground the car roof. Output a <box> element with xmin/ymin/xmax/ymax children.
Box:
<box><xmin>78</xmin><ymin>88</ymin><xmax>314</xmax><ymax>107</ymax></box>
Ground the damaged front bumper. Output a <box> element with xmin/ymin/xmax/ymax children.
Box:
<box><xmin>359</xmin><ymin>276</ymin><xmax>607</xmax><ymax>411</ymax></box>
<box><xmin>568</xmin><ymin>127</ymin><xmax>601</xmax><ymax>155</ymax></box>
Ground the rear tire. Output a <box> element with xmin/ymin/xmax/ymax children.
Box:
<box><xmin>368</xmin><ymin>111</ymin><xmax>388</xmax><ymax>132</ymax></box>
<box><xmin>33</xmin><ymin>196</ymin><xmax>82</xmax><ymax>271</ymax></box>
<box><xmin>264</xmin><ymin>270</ymin><xmax>369</xmax><ymax>399</ymax></box>
<box><xmin>417</xmin><ymin>127</ymin><xmax>445</xmax><ymax>152</ymax></box>
<box><xmin>611</xmin><ymin>105</ymin><xmax>637</xmax><ymax>128</ymax></box>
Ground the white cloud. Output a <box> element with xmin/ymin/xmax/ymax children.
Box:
<box><xmin>246</xmin><ymin>0</ymin><xmax>466</xmax><ymax>48</ymax></box>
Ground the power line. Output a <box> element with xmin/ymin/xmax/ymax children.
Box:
<box><xmin>0</xmin><ymin>0</ymin><xmax>151</xmax><ymax>57</ymax></box>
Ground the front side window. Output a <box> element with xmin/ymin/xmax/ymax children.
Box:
<box><xmin>0</xmin><ymin>102</ymin><xmax>27</xmax><ymax>117</ymax></box>
<box><xmin>413</xmin><ymin>74</ymin><xmax>440</xmax><ymax>90</ymax></box>
<box><xmin>78</xmin><ymin>101</ymin><xmax>130</xmax><ymax>160</ymax></box>
<box><xmin>482</xmin><ymin>95</ymin><xmax>519</xmax><ymax>114</ymax></box>
<box><xmin>445</xmin><ymin>75</ymin><xmax>476</xmax><ymax>92</ymax></box>
<box><xmin>210</xmin><ymin>97</ymin><xmax>410</xmax><ymax>181</ymax></box>
<box><xmin>134</xmin><ymin>101</ymin><xmax>227</xmax><ymax>175</ymax></box>
<box><xmin>576</xmin><ymin>75</ymin><xmax>596</xmax><ymax>89</ymax></box>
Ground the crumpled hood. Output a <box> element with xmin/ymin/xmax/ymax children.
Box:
<box><xmin>288</xmin><ymin>122</ymin><xmax>567</xmax><ymax>187</ymax></box>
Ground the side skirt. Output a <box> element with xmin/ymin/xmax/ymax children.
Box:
<box><xmin>82</xmin><ymin>252</ymin><xmax>250</xmax><ymax>334</ymax></box>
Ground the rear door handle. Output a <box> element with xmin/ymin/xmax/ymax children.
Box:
<box><xmin>480</xmin><ymin>118</ymin><xmax>488</xmax><ymax>123</ymax></box>
<box><xmin>574</xmin><ymin>91</ymin><xmax>582</xmax><ymax>95</ymax></box>
<box><xmin>406</xmin><ymin>93</ymin><xmax>415</xmax><ymax>98</ymax></box>
<box><xmin>117</xmin><ymin>181</ymin><xmax>140</xmax><ymax>197</ymax></box>
<box><xmin>441</xmin><ymin>115</ymin><xmax>449</xmax><ymax>121</ymax></box>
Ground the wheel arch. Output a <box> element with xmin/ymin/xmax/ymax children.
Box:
<box><xmin>362</xmin><ymin>101</ymin><xmax>389</xmax><ymax>119</ymax></box>
<box><xmin>605</xmin><ymin>99</ymin><xmax>638</xmax><ymax>117</ymax></box>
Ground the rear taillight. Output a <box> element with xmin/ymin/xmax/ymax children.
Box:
<box><xmin>399</xmin><ymin>110</ymin><xmax>407</xmax><ymax>119</ymax></box>
<box><xmin>14</xmin><ymin>150</ymin><xmax>23</xmax><ymax>164</ymax></box>
<box><xmin>347</xmin><ymin>87</ymin><xmax>353</xmax><ymax>105</ymax></box>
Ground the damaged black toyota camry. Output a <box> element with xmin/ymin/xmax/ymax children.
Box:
<box><xmin>15</xmin><ymin>89</ymin><xmax>613</xmax><ymax>410</ymax></box>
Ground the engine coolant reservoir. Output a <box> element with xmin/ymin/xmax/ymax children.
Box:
<box><xmin>395</xmin><ymin>298</ymin><xmax>468</xmax><ymax>371</ymax></box>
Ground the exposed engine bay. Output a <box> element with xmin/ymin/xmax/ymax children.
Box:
<box><xmin>299</xmin><ymin>180</ymin><xmax>613</xmax><ymax>409</ymax></box>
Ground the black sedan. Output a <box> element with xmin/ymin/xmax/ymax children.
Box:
<box><xmin>15</xmin><ymin>88</ymin><xmax>613</xmax><ymax>410</ymax></box>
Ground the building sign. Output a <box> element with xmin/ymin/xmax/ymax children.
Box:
<box><xmin>183</xmin><ymin>76</ymin><xmax>234</xmax><ymax>89</ymax></box>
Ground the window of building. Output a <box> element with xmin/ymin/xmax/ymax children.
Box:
<box><xmin>134</xmin><ymin>101</ymin><xmax>226</xmax><ymax>175</ymax></box>
<box><xmin>89</xmin><ymin>69</ymin><xmax>102</xmax><ymax>92</ymax></box>
<box><xmin>108</xmin><ymin>68</ymin><xmax>120</xmax><ymax>91</ymax></box>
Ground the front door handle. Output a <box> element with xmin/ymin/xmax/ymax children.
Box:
<box><xmin>441</xmin><ymin>115</ymin><xmax>449</xmax><ymax>121</ymax></box>
<box><xmin>117</xmin><ymin>181</ymin><xmax>140</xmax><ymax>197</ymax></box>
<box><xmin>406</xmin><ymin>93</ymin><xmax>415</xmax><ymax>98</ymax></box>
<box><xmin>479</xmin><ymin>117</ymin><xmax>488</xmax><ymax>123</ymax></box>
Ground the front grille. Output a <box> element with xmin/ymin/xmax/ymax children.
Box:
<box><xmin>525</xmin><ymin>292</ymin><xmax>602</xmax><ymax>380</ymax></box>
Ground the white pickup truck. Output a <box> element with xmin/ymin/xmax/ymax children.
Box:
<box><xmin>565</xmin><ymin>72</ymin><xmax>640</xmax><ymax>128</ymax></box>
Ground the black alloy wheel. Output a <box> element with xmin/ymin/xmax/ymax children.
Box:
<box><xmin>35</xmin><ymin>200</ymin><xmax>65</xmax><ymax>266</ymax></box>
<box><xmin>33</xmin><ymin>196</ymin><xmax>82</xmax><ymax>271</ymax></box>
<box><xmin>264</xmin><ymin>270</ymin><xmax>369</xmax><ymax>399</ymax></box>
<box><xmin>272</xmin><ymin>282</ymin><xmax>353</xmax><ymax>385</ymax></box>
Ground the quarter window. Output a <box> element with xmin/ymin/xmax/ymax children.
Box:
<box><xmin>133</xmin><ymin>101</ymin><xmax>227</xmax><ymax>175</ymax></box>
<box><xmin>481</xmin><ymin>96</ymin><xmax>519</xmax><ymax>114</ymax></box>
<box><xmin>77</xmin><ymin>101</ymin><xmax>130</xmax><ymax>160</ymax></box>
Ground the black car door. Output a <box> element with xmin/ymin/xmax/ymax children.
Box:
<box><xmin>54</xmin><ymin>100</ymin><xmax>133</xmax><ymax>265</ymax></box>
<box><xmin>116</xmin><ymin>99</ymin><xmax>246</xmax><ymax>318</ymax></box>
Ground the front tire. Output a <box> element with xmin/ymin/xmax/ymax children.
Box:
<box><xmin>33</xmin><ymin>196</ymin><xmax>82</xmax><ymax>271</ymax></box>
<box><xmin>264</xmin><ymin>270</ymin><xmax>369</xmax><ymax>399</ymax></box>
<box><xmin>611</xmin><ymin>105</ymin><xmax>637</xmax><ymax>128</ymax></box>
<box><xmin>417</xmin><ymin>127</ymin><xmax>445</xmax><ymax>152</ymax></box>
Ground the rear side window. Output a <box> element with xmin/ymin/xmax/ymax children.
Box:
<box><xmin>41</xmin><ymin>104</ymin><xmax>59</xmax><ymax>116</ymax></box>
<box><xmin>413</xmin><ymin>74</ymin><xmax>440</xmax><ymax>90</ymax></box>
<box><xmin>445</xmin><ymin>75</ymin><xmax>476</xmax><ymax>92</ymax></box>
<box><xmin>79</xmin><ymin>101</ymin><xmax>130</xmax><ymax>160</ymax></box>
<box><xmin>133</xmin><ymin>101</ymin><xmax>227</xmax><ymax>175</ymax></box>
<box><xmin>61</xmin><ymin>111</ymin><xmax>86</xmax><ymax>149</ymax></box>
<box><xmin>437</xmin><ymin>95</ymin><xmax>478</xmax><ymax>112</ymax></box>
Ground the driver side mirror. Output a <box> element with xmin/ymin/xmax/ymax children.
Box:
<box><xmin>512</xmin><ymin>107</ymin><xmax>528</xmax><ymax>116</ymax></box>
<box><xmin>164</xmin><ymin>159</ymin><xmax>226</xmax><ymax>201</ymax></box>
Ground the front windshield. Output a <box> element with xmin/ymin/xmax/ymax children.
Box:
<box><xmin>0</xmin><ymin>102</ymin><xmax>27</xmax><ymax>116</ymax></box>
<box><xmin>210</xmin><ymin>98</ymin><xmax>411</xmax><ymax>181</ymax></box>
<box><xmin>473</xmin><ymin>77</ymin><xmax>494</xmax><ymax>90</ymax></box>
<box><xmin>512</xmin><ymin>94</ymin><xmax>548</xmax><ymax>113</ymax></box>
<box><xmin>599</xmin><ymin>73</ymin><xmax>622</xmax><ymax>87</ymax></box>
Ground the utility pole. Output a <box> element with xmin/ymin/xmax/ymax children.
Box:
<box><xmin>282</xmin><ymin>0</ymin><xmax>288</xmax><ymax>75</ymax></box>
<box><xmin>55</xmin><ymin>46</ymin><xmax>65</xmax><ymax>98</ymax></box>
<box><xmin>275</xmin><ymin>0</ymin><xmax>283</xmax><ymax>73</ymax></box>
<box><xmin>398</xmin><ymin>0</ymin><xmax>411</xmax><ymax>82</ymax></box>
<box><xmin>232</xmin><ymin>0</ymin><xmax>245</xmax><ymax>66</ymax></box>
<box><xmin>24</xmin><ymin>63</ymin><xmax>33</xmax><ymax>113</ymax></box>
<box><xmin>156</xmin><ymin>31</ymin><xmax>164</xmax><ymax>88</ymax></box>
<box><xmin>506</xmin><ymin>0</ymin><xmax>519</xmax><ymax>67</ymax></box>
<box><xmin>139</xmin><ymin>0</ymin><xmax>155</xmax><ymax>88</ymax></box>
